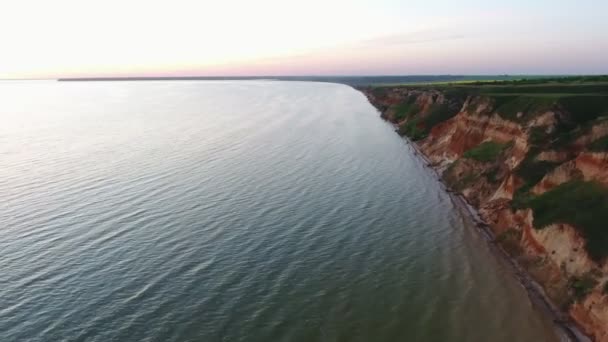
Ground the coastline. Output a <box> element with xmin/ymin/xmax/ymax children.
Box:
<box><xmin>382</xmin><ymin>112</ymin><xmax>592</xmax><ymax>342</ymax></box>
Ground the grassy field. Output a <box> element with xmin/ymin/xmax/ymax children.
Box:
<box><xmin>372</xmin><ymin>75</ymin><xmax>557</xmax><ymax>86</ymax></box>
<box><xmin>382</xmin><ymin>75</ymin><xmax>608</xmax><ymax>95</ymax></box>
<box><xmin>384</xmin><ymin>75</ymin><xmax>608</xmax><ymax>88</ymax></box>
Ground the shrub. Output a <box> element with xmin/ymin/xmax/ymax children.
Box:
<box><xmin>559</xmin><ymin>96</ymin><xmax>608</xmax><ymax>125</ymax></box>
<box><xmin>463</xmin><ymin>141</ymin><xmax>508</xmax><ymax>162</ymax></box>
<box><xmin>393</xmin><ymin>101</ymin><xmax>419</xmax><ymax>121</ymax></box>
<box><xmin>569</xmin><ymin>273</ymin><xmax>599</xmax><ymax>302</ymax></box>
<box><xmin>493</xmin><ymin>96</ymin><xmax>555</xmax><ymax>122</ymax></box>
<box><xmin>398</xmin><ymin>103</ymin><xmax>457</xmax><ymax>138</ymax></box>
<box><xmin>370</xmin><ymin>87</ymin><xmax>388</xmax><ymax>97</ymax></box>
<box><xmin>589</xmin><ymin>135</ymin><xmax>608</xmax><ymax>151</ymax></box>
<box><xmin>511</xmin><ymin>188</ymin><xmax>534</xmax><ymax>209</ymax></box>
<box><xmin>423</xmin><ymin>103</ymin><xmax>456</xmax><ymax>129</ymax></box>
<box><xmin>516</xmin><ymin>158</ymin><xmax>560</xmax><ymax>188</ymax></box>
<box><xmin>528</xmin><ymin>180</ymin><xmax>608</xmax><ymax>261</ymax></box>
<box><xmin>484</xmin><ymin>166</ymin><xmax>501</xmax><ymax>183</ymax></box>
<box><xmin>397</xmin><ymin>119</ymin><xmax>426</xmax><ymax>141</ymax></box>
<box><xmin>512</xmin><ymin>151</ymin><xmax>561</xmax><ymax>206</ymax></box>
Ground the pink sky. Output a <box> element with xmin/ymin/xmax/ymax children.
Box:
<box><xmin>1</xmin><ymin>0</ymin><xmax>607</xmax><ymax>78</ymax></box>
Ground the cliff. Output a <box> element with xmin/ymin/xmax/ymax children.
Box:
<box><xmin>362</xmin><ymin>82</ymin><xmax>608</xmax><ymax>341</ymax></box>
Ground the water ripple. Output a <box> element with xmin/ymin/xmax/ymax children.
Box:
<box><xmin>0</xmin><ymin>81</ymin><xmax>559</xmax><ymax>342</ymax></box>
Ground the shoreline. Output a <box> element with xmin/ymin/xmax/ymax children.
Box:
<box><xmin>392</xmin><ymin>122</ymin><xmax>591</xmax><ymax>342</ymax></box>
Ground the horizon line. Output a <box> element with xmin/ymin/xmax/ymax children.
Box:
<box><xmin>2</xmin><ymin>73</ymin><xmax>607</xmax><ymax>82</ymax></box>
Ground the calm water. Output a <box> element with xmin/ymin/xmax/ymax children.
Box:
<box><xmin>1</xmin><ymin>81</ymin><xmax>558</xmax><ymax>342</ymax></box>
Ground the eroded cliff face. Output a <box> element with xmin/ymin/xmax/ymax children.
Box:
<box><xmin>363</xmin><ymin>87</ymin><xmax>608</xmax><ymax>341</ymax></box>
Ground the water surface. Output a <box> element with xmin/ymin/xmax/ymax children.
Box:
<box><xmin>0</xmin><ymin>81</ymin><xmax>557</xmax><ymax>341</ymax></box>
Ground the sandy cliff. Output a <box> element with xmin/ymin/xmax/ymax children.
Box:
<box><xmin>363</xmin><ymin>86</ymin><xmax>608</xmax><ymax>342</ymax></box>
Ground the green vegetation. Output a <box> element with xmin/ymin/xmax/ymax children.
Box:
<box><xmin>377</xmin><ymin>77</ymin><xmax>608</xmax><ymax>150</ymax></box>
<box><xmin>379</xmin><ymin>75</ymin><xmax>608</xmax><ymax>94</ymax></box>
<box><xmin>479</xmin><ymin>85</ymin><xmax>608</xmax><ymax>95</ymax></box>
<box><xmin>511</xmin><ymin>150</ymin><xmax>562</xmax><ymax>209</ymax></box>
<box><xmin>516</xmin><ymin>155</ymin><xmax>560</xmax><ymax>187</ymax></box>
<box><xmin>511</xmin><ymin>189</ymin><xmax>534</xmax><ymax>210</ymax></box>
<box><xmin>486</xmin><ymin>93</ymin><xmax>608</xmax><ymax>126</ymax></box>
<box><xmin>397</xmin><ymin>119</ymin><xmax>426</xmax><ymax>141</ymax></box>
<box><xmin>393</xmin><ymin>100</ymin><xmax>419</xmax><ymax>121</ymax></box>
<box><xmin>559</xmin><ymin>96</ymin><xmax>608</xmax><ymax>124</ymax></box>
<box><xmin>589</xmin><ymin>135</ymin><xmax>608</xmax><ymax>151</ymax></box>
<box><xmin>453</xmin><ymin>172</ymin><xmax>477</xmax><ymax>191</ymax></box>
<box><xmin>568</xmin><ymin>273</ymin><xmax>599</xmax><ymax>302</ymax></box>
<box><xmin>463</xmin><ymin>141</ymin><xmax>509</xmax><ymax>162</ymax></box>
<box><xmin>484</xmin><ymin>166</ymin><xmax>501</xmax><ymax>183</ymax></box>
<box><xmin>402</xmin><ymin>80</ymin><xmax>608</xmax><ymax>95</ymax></box>
<box><xmin>389</xmin><ymin>75</ymin><xmax>608</xmax><ymax>87</ymax></box>
<box><xmin>527</xmin><ymin>180</ymin><xmax>608</xmax><ymax>261</ymax></box>
<box><xmin>453</xmin><ymin>75</ymin><xmax>608</xmax><ymax>87</ymax></box>
<box><xmin>499</xmin><ymin>75</ymin><xmax>608</xmax><ymax>85</ymax></box>
<box><xmin>370</xmin><ymin>87</ymin><xmax>388</xmax><ymax>97</ymax></box>
<box><xmin>423</xmin><ymin>103</ymin><xmax>456</xmax><ymax>128</ymax></box>
<box><xmin>443</xmin><ymin>161</ymin><xmax>478</xmax><ymax>191</ymax></box>
<box><xmin>492</xmin><ymin>96</ymin><xmax>556</xmax><ymax>122</ymax></box>
<box><xmin>396</xmin><ymin>103</ymin><xmax>456</xmax><ymax>141</ymax></box>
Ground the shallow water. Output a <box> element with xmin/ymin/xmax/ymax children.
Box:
<box><xmin>0</xmin><ymin>80</ymin><xmax>558</xmax><ymax>341</ymax></box>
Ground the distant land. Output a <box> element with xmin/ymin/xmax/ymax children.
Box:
<box><xmin>57</xmin><ymin>75</ymin><xmax>563</xmax><ymax>87</ymax></box>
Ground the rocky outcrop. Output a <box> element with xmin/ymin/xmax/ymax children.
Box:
<box><xmin>362</xmin><ymin>86</ymin><xmax>608</xmax><ymax>341</ymax></box>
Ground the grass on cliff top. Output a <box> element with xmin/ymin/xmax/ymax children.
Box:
<box><xmin>463</xmin><ymin>141</ymin><xmax>510</xmax><ymax>162</ymax></box>
<box><xmin>490</xmin><ymin>96</ymin><xmax>556</xmax><ymax>122</ymax></box>
<box><xmin>559</xmin><ymin>96</ymin><xmax>608</xmax><ymax>124</ymax></box>
<box><xmin>374</xmin><ymin>75</ymin><xmax>608</xmax><ymax>93</ymax></box>
<box><xmin>488</xmin><ymin>94</ymin><xmax>608</xmax><ymax>123</ymax></box>
<box><xmin>378</xmin><ymin>75</ymin><xmax>608</xmax><ymax>87</ymax></box>
<box><xmin>482</xmin><ymin>75</ymin><xmax>608</xmax><ymax>85</ymax></box>
<box><xmin>395</xmin><ymin>79</ymin><xmax>608</xmax><ymax>95</ymax></box>
<box><xmin>528</xmin><ymin>180</ymin><xmax>608</xmax><ymax>261</ymax></box>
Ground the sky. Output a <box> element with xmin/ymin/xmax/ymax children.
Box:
<box><xmin>1</xmin><ymin>0</ymin><xmax>607</xmax><ymax>78</ymax></box>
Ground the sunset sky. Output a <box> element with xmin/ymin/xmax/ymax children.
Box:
<box><xmin>1</xmin><ymin>0</ymin><xmax>607</xmax><ymax>78</ymax></box>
